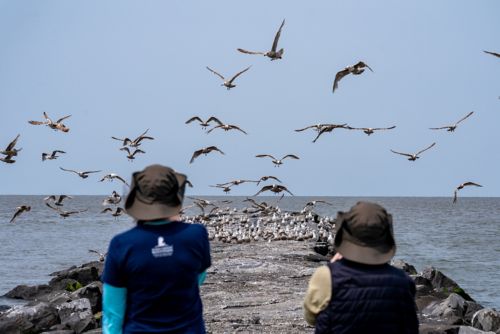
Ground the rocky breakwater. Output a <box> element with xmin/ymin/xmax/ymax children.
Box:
<box><xmin>0</xmin><ymin>211</ymin><xmax>499</xmax><ymax>333</ymax></box>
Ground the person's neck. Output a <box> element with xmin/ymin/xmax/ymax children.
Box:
<box><xmin>140</xmin><ymin>215</ymin><xmax>182</xmax><ymax>225</ymax></box>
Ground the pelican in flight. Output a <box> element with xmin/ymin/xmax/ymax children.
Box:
<box><xmin>28</xmin><ymin>112</ymin><xmax>71</xmax><ymax>132</ymax></box>
<box><xmin>333</xmin><ymin>61</ymin><xmax>373</xmax><ymax>93</ymax></box>
<box><xmin>254</xmin><ymin>184</ymin><xmax>293</xmax><ymax>196</ymax></box>
<box><xmin>255</xmin><ymin>154</ymin><xmax>299</xmax><ymax>167</ymax></box>
<box><xmin>42</xmin><ymin>150</ymin><xmax>66</xmax><ymax>161</ymax></box>
<box><xmin>185</xmin><ymin>116</ymin><xmax>222</xmax><ymax>129</ymax></box>
<box><xmin>390</xmin><ymin>142</ymin><xmax>436</xmax><ymax>161</ymax></box>
<box><xmin>10</xmin><ymin>205</ymin><xmax>31</xmax><ymax>223</ymax></box>
<box><xmin>44</xmin><ymin>195</ymin><xmax>72</xmax><ymax>207</ymax></box>
<box><xmin>60</xmin><ymin>167</ymin><xmax>101</xmax><ymax>178</ymax></box>
<box><xmin>100</xmin><ymin>173</ymin><xmax>129</xmax><ymax>186</ymax></box>
<box><xmin>206</xmin><ymin>66</ymin><xmax>251</xmax><ymax>90</ymax></box>
<box><xmin>346</xmin><ymin>125</ymin><xmax>396</xmax><ymax>136</ymax></box>
<box><xmin>312</xmin><ymin>124</ymin><xmax>349</xmax><ymax>143</ymax></box>
<box><xmin>429</xmin><ymin>111</ymin><xmax>474</xmax><ymax>132</ymax></box>
<box><xmin>120</xmin><ymin>147</ymin><xmax>145</xmax><ymax>161</ymax></box>
<box><xmin>111</xmin><ymin>129</ymin><xmax>154</xmax><ymax>147</ymax></box>
<box><xmin>483</xmin><ymin>50</ymin><xmax>500</xmax><ymax>58</ymax></box>
<box><xmin>453</xmin><ymin>182</ymin><xmax>483</xmax><ymax>204</ymax></box>
<box><xmin>237</xmin><ymin>19</ymin><xmax>285</xmax><ymax>61</ymax></box>
<box><xmin>190</xmin><ymin>146</ymin><xmax>225</xmax><ymax>163</ymax></box>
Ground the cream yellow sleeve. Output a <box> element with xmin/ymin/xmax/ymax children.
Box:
<box><xmin>303</xmin><ymin>265</ymin><xmax>332</xmax><ymax>326</ymax></box>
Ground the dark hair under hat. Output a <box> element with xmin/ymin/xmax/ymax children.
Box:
<box><xmin>334</xmin><ymin>201</ymin><xmax>396</xmax><ymax>265</ymax></box>
<box><xmin>125</xmin><ymin>164</ymin><xmax>187</xmax><ymax>221</ymax></box>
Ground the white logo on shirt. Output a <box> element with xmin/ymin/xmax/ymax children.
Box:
<box><xmin>151</xmin><ymin>236</ymin><xmax>174</xmax><ymax>258</ymax></box>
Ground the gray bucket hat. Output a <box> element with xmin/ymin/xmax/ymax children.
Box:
<box><xmin>125</xmin><ymin>164</ymin><xmax>187</xmax><ymax>221</ymax></box>
<box><xmin>334</xmin><ymin>201</ymin><xmax>396</xmax><ymax>265</ymax></box>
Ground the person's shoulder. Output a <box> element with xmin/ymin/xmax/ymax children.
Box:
<box><xmin>181</xmin><ymin>221</ymin><xmax>208</xmax><ymax>233</ymax></box>
<box><xmin>110</xmin><ymin>226</ymin><xmax>141</xmax><ymax>244</ymax></box>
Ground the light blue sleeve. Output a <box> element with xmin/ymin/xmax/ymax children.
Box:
<box><xmin>198</xmin><ymin>270</ymin><xmax>207</xmax><ymax>286</ymax></box>
<box><xmin>102</xmin><ymin>283</ymin><xmax>127</xmax><ymax>334</ymax></box>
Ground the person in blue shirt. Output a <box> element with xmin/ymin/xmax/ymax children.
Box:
<box><xmin>102</xmin><ymin>164</ymin><xmax>211</xmax><ymax>334</ymax></box>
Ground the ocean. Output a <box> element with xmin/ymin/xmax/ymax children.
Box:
<box><xmin>0</xmin><ymin>195</ymin><xmax>499</xmax><ymax>309</ymax></box>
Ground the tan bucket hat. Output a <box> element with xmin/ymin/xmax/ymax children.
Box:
<box><xmin>334</xmin><ymin>201</ymin><xmax>396</xmax><ymax>265</ymax></box>
<box><xmin>125</xmin><ymin>164</ymin><xmax>187</xmax><ymax>221</ymax></box>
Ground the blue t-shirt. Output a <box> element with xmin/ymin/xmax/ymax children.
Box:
<box><xmin>102</xmin><ymin>221</ymin><xmax>211</xmax><ymax>334</ymax></box>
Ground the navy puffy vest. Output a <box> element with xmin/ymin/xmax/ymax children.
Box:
<box><xmin>315</xmin><ymin>258</ymin><xmax>418</xmax><ymax>334</ymax></box>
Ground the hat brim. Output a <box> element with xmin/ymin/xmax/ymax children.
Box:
<box><xmin>336</xmin><ymin>238</ymin><xmax>396</xmax><ymax>265</ymax></box>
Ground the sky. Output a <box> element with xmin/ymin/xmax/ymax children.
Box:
<box><xmin>0</xmin><ymin>1</ymin><xmax>499</xmax><ymax>197</ymax></box>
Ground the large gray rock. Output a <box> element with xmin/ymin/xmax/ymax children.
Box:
<box><xmin>471</xmin><ymin>308</ymin><xmax>500</xmax><ymax>333</ymax></box>
<box><xmin>57</xmin><ymin>298</ymin><xmax>97</xmax><ymax>334</ymax></box>
<box><xmin>0</xmin><ymin>301</ymin><xmax>59</xmax><ymax>333</ymax></box>
<box><xmin>49</xmin><ymin>262</ymin><xmax>102</xmax><ymax>290</ymax></box>
<box><xmin>70</xmin><ymin>282</ymin><xmax>103</xmax><ymax>314</ymax></box>
<box><xmin>422</xmin><ymin>293</ymin><xmax>467</xmax><ymax>325</ymax></box>
<box><xmin>422</xmin><ymin>267</ymin><xmax>473</xmax><ymax>301</ymax></box>
<box><xmin>4</xmin><ymin>284</ymin><xmax>53</xmax><ymax>300</ymax></box>
<box><xmin>458</xmin><ymin>326</ymin><xmax>496</xmax><ymax>333</ymax></box>
<box><xmin>392</xmin><ymin>259</ymin><xmax>418</xmax><ymax>275</ymax></box>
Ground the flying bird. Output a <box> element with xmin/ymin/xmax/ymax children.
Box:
<box><xmin>60</xmin><ymin>167</ymin><xmax>102</xmax><ymax>179</ymax></box>
<box><xmin>100</xmin><ymin>173</ymin><xmax>129</xmax><ymax>186</ymax></box>
<box><xmin>44</xmin><ymin>195</ymin><xmax>72</xmax><ymax>206</ymax></box>
<box><xmin>206</xmin><ymin>66</ymin><xmax>251</xmax><ymax>90</ymax></box>
<box><xmin>207</xmin><ymin>122</ymin><xmax>247</xmax><ymax>135</ymax></box>
<box><xmin>120</xmin><ymin>147</ymin><xmax>145</xmax><ymax>161</ymax></box>
<box><xmin>42</xmin><ymin>150</ymin><xmax>66</xmax><ymax>161</ymax></box>
<box><xmin>256</xmin><ymin>175</ymin><xmax>282</xmax><ymax>185</ymax></box>
<box><xmin>254</xmin><ymin>184</ymin><xmax>293</xmax><ymax>196</ymax></box>
<box><xmin>46</xmin><ymin>202</ymin><xmax>87</xmax><ymax>218</ymax></box>
<box><xmin>346</xmin><ymin>125</ymin><xmax>396</xmax><ymax>136</ymax></box>
<box><xmin>111</xmin><ymin>129</ymin><xmax>154</xmax><ymax>147</ymax></box>
<box><xmin>101</xmin><ymin>207</ymin><xmax>125</xmax><ymax>217</ymax></box>
<box><xmin>429</xmin><ymin>111</ymin><xmax>474</xmax><ymax>132</ymax></box>
<box><xmin>185</xmin><ymin>116</ymin><xmax>222</xmax><ymax>129</ymax></box>
<box><xmin>255</xmin><ymin>154</ymin><xmax>299</xmax><ymax>167</ymax></box>
<box><xmin>88</xmin><ymin>249</ymin><xmax>107</xmax><ymax>262</ymax></box>
<box><xmin>333</xmin><ymin>61</ymin><xmax>373</xmax><ymax>93</ymax></box>
<box><xmin>303</xmin><ymin>200</ymin><xmax>333</xmax><ymax>212</ymax></box>
<box><xmin>295</xmin><ymin>124</ymin><xmax>333</xmax><ymax>133</ymax></box>
<box><xmin>1</xmin><ymin>134</ymin><xmax>22</xmax><ymax>158</ymax></box>
<box><xmin>216</xmin><ymin>179</ymin><xmax>257</xmax><ymax>187</ymax></box>
<box><xmin>312</xmin><ymin>124</ymin><xmax>349</xmax><ymax>143</ymax></box>
<box><xmin>28</xmin><ymin>112</ymin><xmax>71</xmax><ymax>132</ymax></box>
<box><xmin>453</xmin><ymin>182</ymin><xmax>483</xmax><ymax>204</ymax></box>
<box><xmin>210</xmin><ymin>184</ymin><xmax>233</xmax><ymax>194</ymax></box>
<box><xmin>9</xmin><ymin>205</ymin><xmax>31</xmax><ymax>223</ymax></box>
<box><xmin>237</xmin><ymin>19</ymin><xmax>285</xmax><ymax>61</ymax></box>
<box><xmin>390</xmin><ymin>142</ymin><xmax>436</xmax><ymax>161</ymax></box>
<box><xmin>102</xmin><ymin>191</ymin><xmax>122</xmax><ymax>205</ymax></box>
<box><xmin>483</xmin><ymin>50</ymin><xmax>500</xmax><ymax>58</ymax></box>
<box><xmin>190</xmin><ymin>146</ymin><xmax>225</xmax><ymax>163</ymax></box>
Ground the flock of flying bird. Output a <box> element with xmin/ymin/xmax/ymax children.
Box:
<box><xmin>2</xmin><ymin>20</ymin><xmax>498</xmax><ymax>224</ymax></box>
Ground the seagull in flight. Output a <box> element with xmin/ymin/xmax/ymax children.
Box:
<box><xmin>45</xmin><ymin>203</ymin><xmax>88</xmax><ymax>218</ymax></box>
<box><xmin>111</xmin><ymin>129</ymin><xmax>154</xmax><ymax>147</ymax></box>
<box><xmin>346</xmin><ymin>125</ymin><xmax>396</xmax><ymax>136</ymax></box>
<box><xmin>207</xmin><ymin>122</ymin><xmax>247</xmax><ymax>135</ymax></box>
<box><xmin>429</xmin><ymin>111</ymin><xmax>474</xmax><ymax>132</ymax></box>
<box><xmin>101</xmin><ymin>207</ymin><xmax>125</xmax><ymax>217</ymax></box>
<box><xmin>88</xmin><ymin>249</ymin><xmax>107</xmax><ymax>262</ymax></box>
<box><xmin>333</xmin><ymin>61</ymin><xmax>373</xmax><ymax>93</ymax></box>
<box><xmin>190</xmin><ymin>146</ymin><xmax>225</xmax><ymax>163</ymax></box>
<box><xmin>100</xmin><ymin>173</ymin><xmax>129</xmax><ymax>186</ymax></box>
<box><xmin>1</xmin><ymin>134</ymin><xmax>22</xmax><ymax>163</ymax></box>
<box><xmin>42</xmin><ymin>150</ymin><xmax>66</xmax><ymax>161</ymax></box>
<box><xmin>185</xmin><ymin>116</ymin><xmax>222</xmax><ymax>129</ymax></box>
<box><xmin>60</xmin><ymin>167</ymin><xmax>102</xmax><ymax>178</ymax></box>
<box><xmin>102</xmin><ymin>191</ymin><xmax>122</xmax><ymax>205</ymax></box>
<box><xmin>237</xmin><ymin>19</ymin><xmax>285</xmax><ymax>61</ymax></box>
<box><xmin>9</xmin><ymin>205</ymin><xmax>31</xmax><ymax>223</ymax></box>
<box><xmin>256</xmin><ymin>175</ymin><xmax>282</xmax><ymax>185</ymax></box>
<box><xmin>206</xmin><ymin>66</ymin><xmax>251</xmax><ymax>90</ymax></box>
<box><xmin>390</xmin><ymin>142</ymin><xmax>436</xmax><ymax>161</ymax></box>
<box><xmin>312</xmin><ymin>124</ymin><xmax>349</xmax><ymax>143</ymax></box>
<box><xmin>255</xmin><ymin>154</ymin><xmax>299</xmax><ymax>167</ymax></box>
<box><xmin>254</xmin><ymin>184</ymin><xmax>293</xmax><ymax>196</ymax></box>
<box><xmin>483</xmin><ymin>50</ymin><xmax>500</xmax><ymax>58</ymax></box>
<box><xmin>44</xmin><ymin>195</ymin><xmax>72</xmax><ymax>207</ymax></box>
<box><xmin>28</xmin><ymin>112</ymin><xmax>71</xmax><ymax>132</ymax></box>
<box><xmin>120</xmin><ymin>147</ymin><xmax>145</xmax><ymax>161</ymax></box>
<box><xmin>453</xmin><ymin>182</ymin><xmax>483</xmax><ymax>204</ymax></box>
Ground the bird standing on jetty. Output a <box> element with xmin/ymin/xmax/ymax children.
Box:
<box><xmin>237</xmin><ymin>19</ymin><xmax>285</xmax><ymax>61</ymax></box>
<box><xmin>453</xmin><ymin>182</ymin><xmax>483</xmax><ymax>203</ymax></box>
<box><xmin>346</xmin><ymin>125</ymin><xmax>396</xmax><ymax>136</ymax></box>
<box><xmin>44</xmin><ymin>195</ymin><xmax>72</xmax><ymax>206</ymax></box>
<box><xmin>312</xmin><ymin>124</ymin><xmax>349</xmax><ymax>143</ymax></box>
<box><xmin>429</xmin><ymin>111</ymin><xmax>474</xmax><ymax>132</ymax></box>
<box><xmin>333</xmin><ymin>61</ymin><xmax>373</xmax><ymax>93</ymax></box>
<box><xmin>28</xmin><ymin>112</ymin><xmax>71</xmax><ymax>132</ymax></box>
<box><xmin>1</xmin><ymin>134</ymin><xmax>22</xmax><ymax>163</ymax></box>
<box><xmin>206</xmin><ymin>66</ymin><xmax>251</xmax><ymax>90</ymax></box>
<box><xmin>42</xmin><ymin>150</ymin><xmax>66</xmax><ymax>161</ymax></box>
<box><xmin>111</xmin><ymin>129</ymin><xmax>154</xmax><ymax>148</ymax></box>
<box><xmin>59</xmin><ymin>167</ymin><xmax>102</xmax><ymax>179</ymax></box>
<box><xmin>185</xmin><ymin>116</ymin><xmax>222</xmax><ymax>129</ymax></box>
<box><xmin>255</xmin><ymin>154</ymin><xmax>299</xmax><ymax>167</ymax></box>
<box><xmin>390</xmin><ymin>142</ymin><xmax>436</xmax><ymax>161</ymax></box>
<box><xmin>190</xmin><ymin>146</ymin><xmax>225</xmax><ymax>163</ymax></box>
<box><xmin>9</xmin><ymin>205</ymin><xmax>31</xmax><ymax>223</ymax></box>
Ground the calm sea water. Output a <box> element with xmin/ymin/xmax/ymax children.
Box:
<box><xmin>0</xmin><ymin>195</ymin><xmax>499</xmax><ymax>309</ymax></box>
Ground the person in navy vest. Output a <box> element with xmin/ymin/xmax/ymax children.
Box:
<box><xmin>102</xmin><ymin>164</ymin><xmax>211</xmax><ymax>334</ymax></box>
<box><xmin>303</xmin><ymin>201</ymin><xmax>418</xmax><ymax>334</ymax></box>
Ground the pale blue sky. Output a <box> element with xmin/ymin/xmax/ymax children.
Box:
<box><xmin>0</xmin><ymin>1</ymin><xmax>499</xmax><ymax>196</ymax></box>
